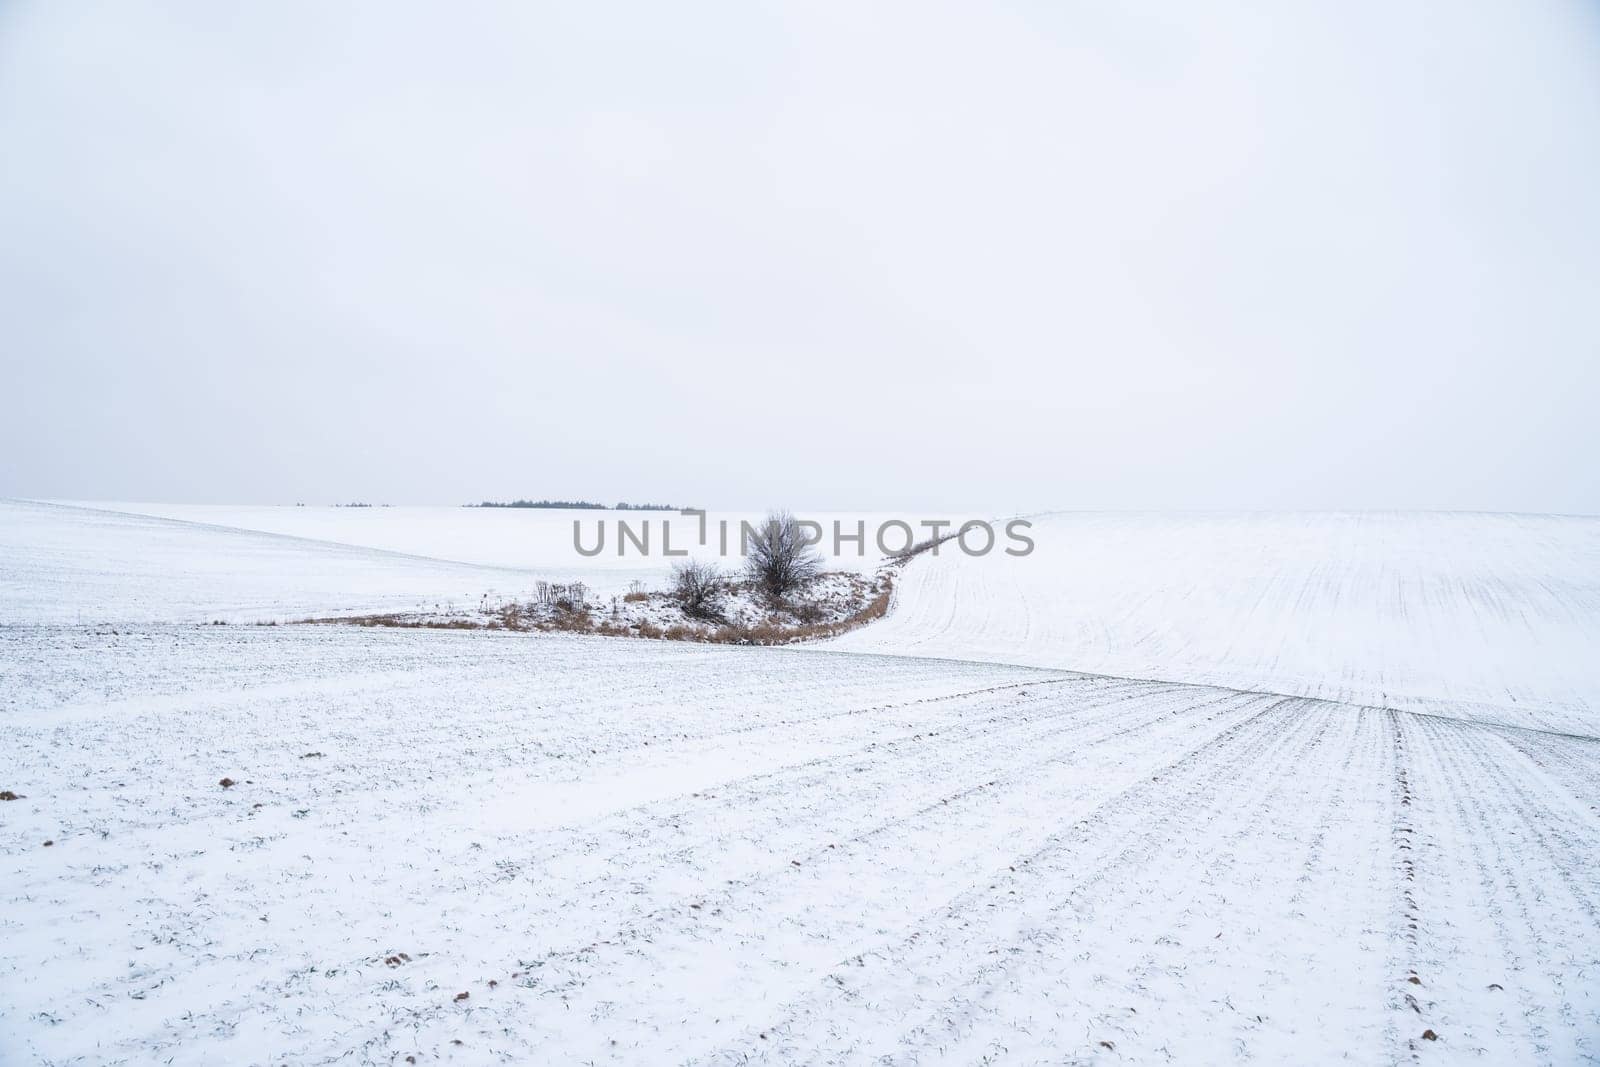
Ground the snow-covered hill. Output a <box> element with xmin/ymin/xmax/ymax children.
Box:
<box><xmin>832</xmin><ymin>510</ymin><xmax>1600</xmax><ymax>732</ymax></box>
<box><xmin>0</xmin><ymin>500</ymin><xmax>547</xmax><ymax>624</ymax></box>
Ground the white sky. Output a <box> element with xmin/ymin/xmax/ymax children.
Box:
<box><xmin>2</xmin><ymin>1</ymin><xmax>1598</xmax><ymax>513</ymax></box>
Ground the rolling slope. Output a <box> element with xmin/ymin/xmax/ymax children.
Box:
<box><xmin>832</xmin><ymin>511</ymin><xmax>1600</xmax><ymax>732</ymax></box>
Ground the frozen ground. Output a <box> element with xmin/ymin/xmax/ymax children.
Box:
<box><xmin>2</xmin><ymin>501</ymin><xmax>1598</xmax><ymax>1064</ymax></box>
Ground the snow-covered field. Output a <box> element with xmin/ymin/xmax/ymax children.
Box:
<box><xmin>3</xmin><ymin>500</ymin><xmax>1598</xmax><ymax>1064</ymax></box>
<box><xmin>1</xmin><ymin>502</ymin><xmax>545</xmax><ymax>626</ymax></box>
<box><xmin>836</xmin><ymin>511</ymin><xmax>1600</xmax><ymax>732</ymax></box>
<box><xmin>51</xmin><ymin>502</ymin><xmax>936</xmax><ymax>593</ymax></box>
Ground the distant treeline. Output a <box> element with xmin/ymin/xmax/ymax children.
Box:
<box><xmin>469</xmin><ymin>499</ymin><xmax>683</xmax><ymax>511</ymax></box>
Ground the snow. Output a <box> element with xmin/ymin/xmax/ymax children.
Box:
<box><xmin>56</xmin><ymin>501</ymin><xmax>936</xmax><ymax>575</ymax></box>
<box><xmin>0</xmin><ymin>500</ymin><xmax>552</xmax><ymax>625</ymax></box>
<box><xmin>831</xmin><ymin>510</ymin><xmax>1600</xmax><ymax>732</ymax></box>
<box><xmin>3</xmin><ymin>501</ymin><xmax>1598</xmax><ymax>1064</ymax></box>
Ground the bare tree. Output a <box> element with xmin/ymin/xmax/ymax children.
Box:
<box><xmin>743</xmin><ymin>509</ymin><xmax>822</xmax><ymax>600</ymax></box>
<box><xmin>671</xmin><ymin>559</ymin><xmax>726</xmax><ymax>620</ymax></box>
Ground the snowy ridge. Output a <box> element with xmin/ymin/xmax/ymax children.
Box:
<box><xmin>830</xmin><ymin>511</ymin><xmax>1600</xmax><ymax>733</ymax></box>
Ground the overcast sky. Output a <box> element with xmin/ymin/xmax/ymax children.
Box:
<box><xmin>2</xmin><ymin>2</ymin><xmax>1598</xmax><ymax>514</ymax></box>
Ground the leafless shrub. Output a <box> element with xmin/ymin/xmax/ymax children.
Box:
<box><xmin>537</xmin><ymin>580</ymin><xmax>589</xmax><ymax>610</ymax></box>
<box><xmin>743</xmin><ymin>510</ymin><xmax>822</xmax><ymax>601</ymax></box>
<box><xmin>671</xmin><ymin>559</ymin><xmax>726</xmax><ymax>621</ymax></box>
